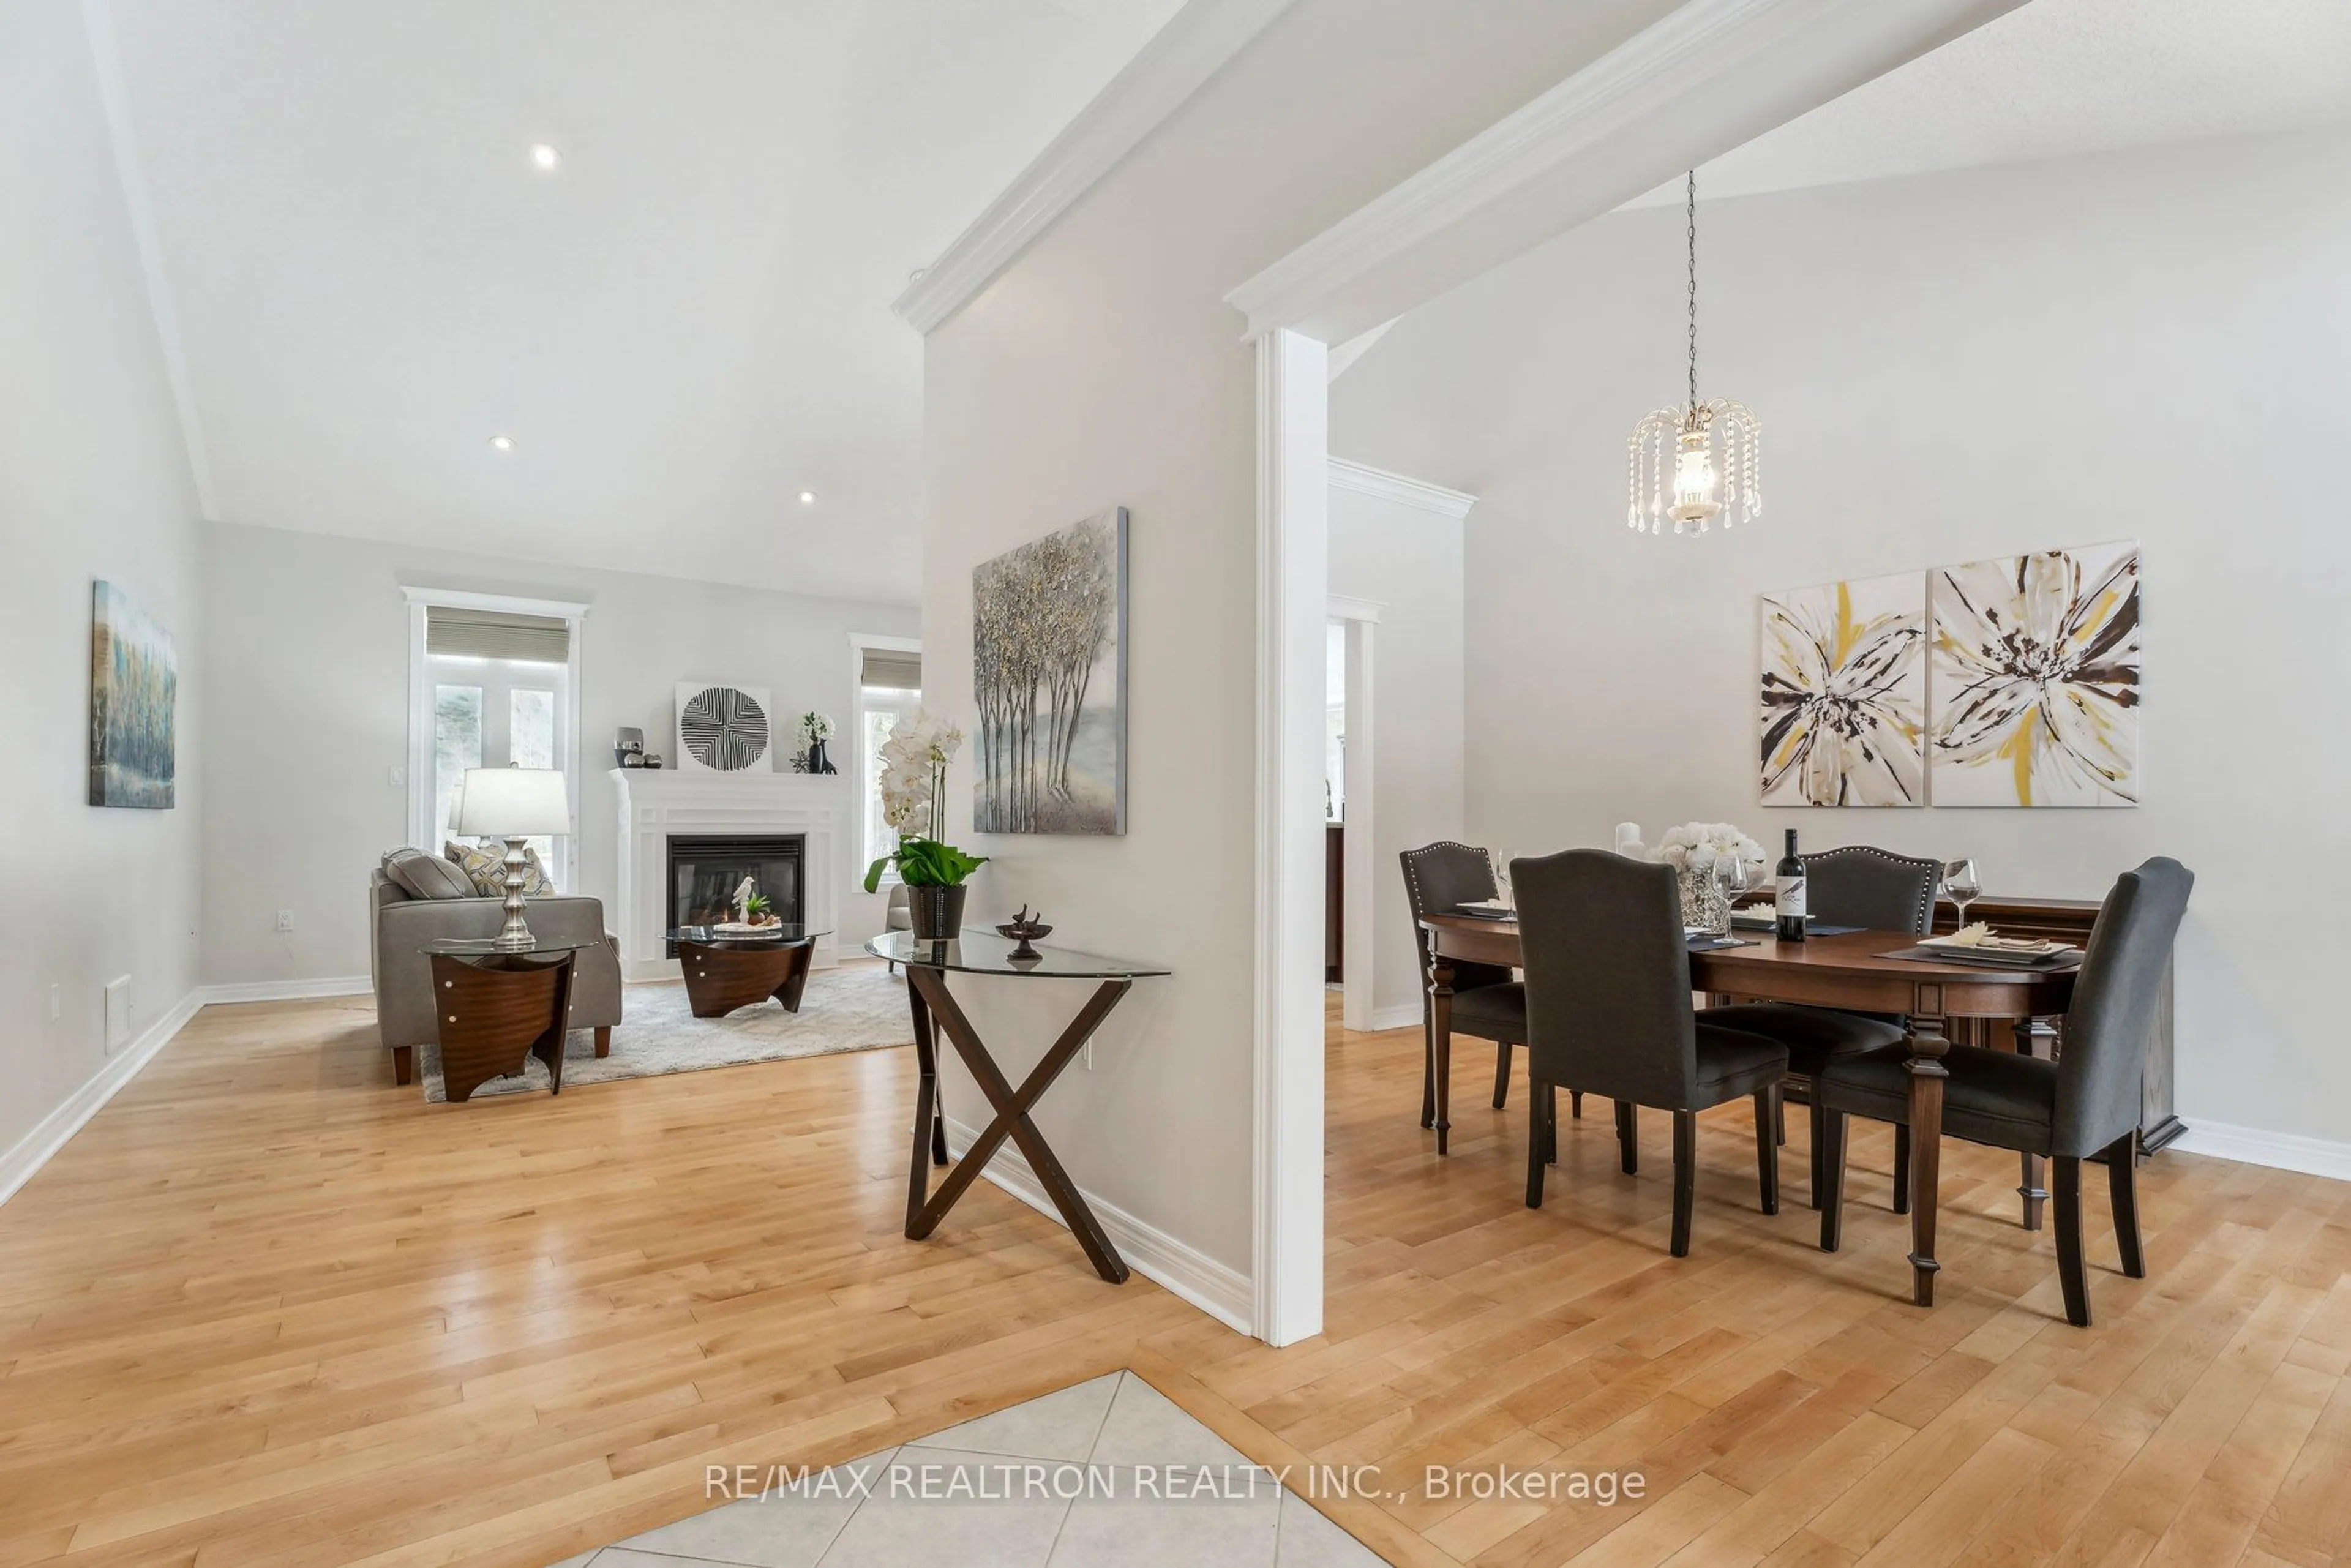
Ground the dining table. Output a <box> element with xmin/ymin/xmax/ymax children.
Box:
<box><xmin>1417</xmin><ymin>912</ymin><xmax>2082</xmax><ymax>1307</ymax></box>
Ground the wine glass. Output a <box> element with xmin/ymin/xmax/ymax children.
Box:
<box><xmin>1710</xmin><ymin>853</ymin><xmax>1751</xmax><ymax>936</ymax></box>
<box><xmin>1490</xmin><ymin>846</ymin><xmax>1516</xmax><ymax>910</ymax></box>
<box><xmin>1943</xmin><ymin>858</ymin><xmax>1982</xmax><ymax>930</ymax></box>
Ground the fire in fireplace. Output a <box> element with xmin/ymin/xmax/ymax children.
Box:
<box><xmin>666</xmin><ymin>834</ymin><xmax>804</xmax><ymax>950</ymax></box>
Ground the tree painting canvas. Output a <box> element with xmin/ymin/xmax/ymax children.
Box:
<box><xmin>89</xmin><ymin>580</ymin><xmax>176</xmax><ymax>809</ymax></box>
<box><xmin>973</xmin><ymin>508</ymin><xmax>1127</xmax><ymax>835</ymax></box>
<box><xmin>1930</xmin><ymin>542</ymin><xmax>2140</xmax><ymax>807</ymax></box>
<box><xmin>1758</xmin><ymin>572</ymin><xmax>1926</xmax><ymax>806</ymax></box>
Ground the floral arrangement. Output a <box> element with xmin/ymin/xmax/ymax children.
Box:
<box><xmin>1649</xmin><ymin>822</ymin><xmax>1766</xmax><ymax>879</ymax></box>
<box><xmin>864</xmin><ymin>709</ymin><xmax>988</xmax><ymax>890</ymax></box>
<box><xmin>798</xmin><ymin>711</ymin><xmax>834</xmax><ymax>746</ymax></box>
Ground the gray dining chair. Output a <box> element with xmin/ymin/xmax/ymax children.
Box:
<box><xmin>1401</xmin><ymin>842</ymin><xmax>1538</xmax><ymax>1151</ymax></box>
<box><xmin>1703</xmin><ymin>845</ymin><xmax>1938</xmax><ymax>1209</ymax></box>
<box><xmin>1512</xmin><ymin>849</ymin><xmax>1789</xmax><ymax>1256</ymax></box>
<box><xmin>1812</xmin><ymin>857</ymin><xmax>2193</xmax><ymax>1326</ymax></box>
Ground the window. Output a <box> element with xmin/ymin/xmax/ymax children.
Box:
<box><xmin>408</xmin><ymin>595</ymin><xmax>585</xmax><ymax>889</ymax></box>
<box><xmin>851</xmin><ymin>637</ymin><xmax>922</xmax><ymax>879</ymax></box>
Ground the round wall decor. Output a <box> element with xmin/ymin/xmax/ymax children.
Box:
<box><xmin>678</xmin><ymin>685</ymin><xmax>770</xmax><ymax>771</ymax></box>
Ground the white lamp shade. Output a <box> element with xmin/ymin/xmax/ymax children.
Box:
<box><xmin>453</xmin><ymin>767</ymin><xmax>571</xmax><ymax>838</ymax></box>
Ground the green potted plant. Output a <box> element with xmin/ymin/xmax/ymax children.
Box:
<box><xmin>864</xmin><ymin>710</ymin><xmax>986</xmax><ymax>940</ymax></box>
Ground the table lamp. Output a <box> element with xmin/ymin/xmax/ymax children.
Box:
<box><xmin>454</xmin><ymin>765</ymin><xmax>572</xmax><ymax>950</ymax></box>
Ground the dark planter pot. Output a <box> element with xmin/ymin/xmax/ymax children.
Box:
<box><xmin>906</xmin><ymin>885</ymin><xmax>968</xmax><ymax>942</ymax></box>
<box><xmin>806</xmin><ymin>738</ymin><xmax>837</xmax><ymax>775</ymax></box>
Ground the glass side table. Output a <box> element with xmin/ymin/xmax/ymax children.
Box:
<box><xmin>869</xmin><ymin>931</ymin><xmax>1171</xmax><ymax>1284</ymax></box>
<box><xmin>419</xmin><ymin>939</ymin><xmax>605</xmax><ymax>1103</ymax></box>
<box><xmin>664</xmin><ymin>925</ymin><xmax>834</xmax><ymax>1018</ymax></box>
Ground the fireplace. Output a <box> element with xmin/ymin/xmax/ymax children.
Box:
<box><xmin>666</xmin><ymin>834</ymin><xmax>803</xmax><ymax>951</ymax></box>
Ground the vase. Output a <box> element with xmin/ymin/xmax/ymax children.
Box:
<box><xmin>807</xmin><ymin>738</ymin><xmax>836</xmax><ymax>775</ymax></box>
<box><xmin>907</xmin><ymin>885</ymin><xmax>967</xmax><ymax>942</ymax></box>
<box><xmin>1676</xmin><ymin>868</ymin><xmax>1731</xmax><ymax>935</ymax></box>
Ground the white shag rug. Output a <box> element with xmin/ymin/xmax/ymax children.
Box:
<box><xmin>419</xmin><ymin>964</ymin><xmax>913</xmax><ymax>1102</ymax></box>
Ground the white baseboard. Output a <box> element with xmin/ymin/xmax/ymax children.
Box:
<box><xmin>1363</xmin><ymin>1003</ymin><xmax>1421</xmax><ymax>1033</ymax></box>
<box><xmin>195</xmin><ymin>975</ymin><xmax>373</xmax><ymax>1005</ymax></box>
<box><xmin>0</xmin><ymin>986</ymin><xmax>204</xmax><ymax>1208</ymax></box>
<box><xmin>942</xmin><ymin>1116</ymin><xmax>1254</xmax><ymax>1336</ymax></box>
<box><xmin>2173</xmin><ymin>1119</ymin><xmax>2351</xmax><ymax>1184</ymax></box>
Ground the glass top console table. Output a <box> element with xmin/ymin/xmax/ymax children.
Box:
<box><xmin>868</xmin><ymin>930</ymin><xmax>1171</xmax><ymax>1283</ymax></box>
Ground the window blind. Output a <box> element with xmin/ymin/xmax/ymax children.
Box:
<box><xmin>860</xmin><ymin>647</ymin><xmax>921</xmax><ymax>691</ymax></box>
<box><xmin>426</xmin><ymin>606</ymin><xmax>571</xmax><ymax>664</ymax></box>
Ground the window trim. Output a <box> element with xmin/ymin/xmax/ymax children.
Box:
<box><xmin>848</xmin><ymin>631</ymin><xmax>921</xmax><ymax>888</ymax></box>
<box><xmin>405</xmin><ymin>588</ymin><xmax>588</xmax><ymax>887</ymax></box>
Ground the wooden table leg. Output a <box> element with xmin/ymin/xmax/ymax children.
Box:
<box><xmin>1430</xmin><ymin>958</ymin><xmax>1455</xmax><ymax>1156</ymax></box>
<box><xmin>904</xmin><ymin>967</ymin><xmax>1134</xmax><ymax>1283</ymax></box>
<box><xmin>1905</xmin><ymin>1014</ymin><xmax>1952</xmax><ymax>1307</ymax></box>
<box><xmin>2013</xmin><ymin>1018</ymin><xmax>2050</xmax><ymax>1231</ymax></box>
<box><xmin>772</xmin><ymin>940</ymin><xmax>816</xmax><ymax>1012</ymax></box>
<box><xmin>902</xmin><ymin>973</ymin><xmax>945</xmax><ymax>1236</ymax></box>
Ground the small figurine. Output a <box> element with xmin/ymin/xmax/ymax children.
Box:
<box><xmin>995</xmin><ymin>904</ymin><xmax>1053</xmax><ymax>964</ymax></box>
<box><xmin>732</xmin><ymin>876</ymin><xmax>757</xmax><ymax>923</ymax></box>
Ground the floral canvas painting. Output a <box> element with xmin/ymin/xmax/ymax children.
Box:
<box><xmin>1758</xmin><ymin>572</ymin><xmax>1926</xmax><ymax>807</ymax></box>
<box><xmin>972</xmin><ymin>508</ymin><xmax>1127</xmax><ymax>835</ymax></box>
<box><xmin>89</xmin><ymin>580</ymin><xmax>176</xmax><ymax>809</ymax></box>
<box><xmin>1929</xmin><ymin>542</ymin><xmax>2140</xmax><ymax>808</ymax></box>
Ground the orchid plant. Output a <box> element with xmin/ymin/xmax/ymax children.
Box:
<box><xmin>864</xmin><ymin>709</ymin><xmax>988</xmax><ymax>890</ymax></box>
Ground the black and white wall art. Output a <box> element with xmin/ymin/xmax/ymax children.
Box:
<box><xmin>675</xmin><ymin>682</ymin><xmax>773</xmax><ymax>773</ymax></box>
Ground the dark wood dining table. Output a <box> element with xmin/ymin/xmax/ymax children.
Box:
<box><xmin>1417</xmin><ymin>913</ymin><xmax>2081</xmax><ymax>1307</ymax></box>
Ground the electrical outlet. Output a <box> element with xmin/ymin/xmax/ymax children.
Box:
<box><xmin>276</xmin><ymin>909</ymin><xmax>296</xmax><ymax>933</ymax></box>
<box><xmin>104</xmin><ymin>976</ymin><xmax>132</xmax><ymax>1055</ymax></box>
<box><xmin>48</xmin><ymin>983</ymin><xmax>61</xmax><ymax>1022</ymax></box>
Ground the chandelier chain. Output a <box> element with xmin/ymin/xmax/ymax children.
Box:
<box><xmin>1685</xmin><ymin>169</ymin><xmax>1698</xmax><ymax>415</ymax></box>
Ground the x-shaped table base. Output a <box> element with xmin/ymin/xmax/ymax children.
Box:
<box><xmin>901</xmin><ymin>964</ymin><xmax>1134</xmax><ymax>1283</ymax></box>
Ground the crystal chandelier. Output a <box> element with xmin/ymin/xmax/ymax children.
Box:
<box><xmin>1628</xmin><ymin>172</ymin><xmax>1761</xmax><ymax>536</ymax></box>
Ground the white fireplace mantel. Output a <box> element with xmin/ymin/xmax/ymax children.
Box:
<box><xmin>611</xmin><ymin>769</ymin><xmax>850</xmax><ymax>980</ymax></box>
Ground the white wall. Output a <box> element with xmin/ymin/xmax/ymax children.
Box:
<box><xmin>0</xmin><ymin>0</ymin><xmax>206</xmax><ymax>1171</ymax></box>
<box><xmin>199</xmin><ymin>521</ymin><xmax>918</xmax><ymax>986</ymax></box>
<box><xmin>1333</xmin><ymin>125</ymin><xmax>2351</xmax><ymax>1149</ymax></box>
<box><xmin>918</xmin><ymin>0</ymin><xmax>1667</xmax><ymax>1291</ymax></box>
<box><xmin>1330</xmin><ymin>485</ymin><xmax>1467</xmax><ymax>1026</ymax></box>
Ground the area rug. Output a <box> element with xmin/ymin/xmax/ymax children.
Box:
<box><xmin>419</xmin><ymin>964</ymin><xmax>914</xmax><ymax>1102</ymax></box>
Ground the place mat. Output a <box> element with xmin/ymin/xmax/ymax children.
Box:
<box><xmin>1729</xmin><ymin>915</ymin><xmax>1862</xmax><ymax>937</ymax></box>
<box><xmin>1878</xmin><ymin>944</ymin><xmax>2082</xmax><ymax>972</ymax></box>
<box><xmin>1688</xmin><ymin>936</ymin><xmax>1760</xmax><ymax>952</ymax></box>
<box><xmin>1453</xmin><ymin>905</ymin><xmax>1518</xmax><ymax>921</ymax></box>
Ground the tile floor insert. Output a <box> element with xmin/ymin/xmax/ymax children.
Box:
<box><xmin>568</xmin><ymin>1371</ymin><xmax>1386</xmax><ymax>1567</ymax></box>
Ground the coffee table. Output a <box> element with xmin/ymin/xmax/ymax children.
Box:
<box><xmin>666</xmin><ymin>924</ymin><xmax>831</xmax><ymax>1018</ymax></box>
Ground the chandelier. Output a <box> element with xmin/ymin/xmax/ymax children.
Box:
<box><xmin>1628</xmin><ymin>171</ymin><xmax>1761</xmax><ymax>536</ymax></box>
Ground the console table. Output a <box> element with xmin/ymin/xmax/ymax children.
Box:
<box><xmin>869</xmin><ymin>931</ymin><xmax>1171</xmax><ymax>1283</ymax></box>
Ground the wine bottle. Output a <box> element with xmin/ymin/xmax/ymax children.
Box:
<box><xmin>1775</xmin><ymin>829</ymin><xmax>1807</xmax><ymax>943</ymax></box>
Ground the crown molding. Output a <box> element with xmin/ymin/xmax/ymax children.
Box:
<box><xmin>1225</xmin><ymin>0</ymin><xmax>2023</xmax><ymax>342</ymax></box>
<box><xmin>893</xmin><ymin>0</ymin><xmax>1295</xmax><ymax>337</ymax></box>
<box><xmin>1329</xmin><ymin>458</ymin><xmax>1476</xmax><ymax>520</ymax></box>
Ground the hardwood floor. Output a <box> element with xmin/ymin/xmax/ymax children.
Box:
<box><xmin>1</xmin><ymin>989</ymin><xmax>2347</xmax><ymax>1567</ymax></box>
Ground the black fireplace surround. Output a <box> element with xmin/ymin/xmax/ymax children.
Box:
<box><xmin>666</xmin><ymin>834</ymin><xmax>804</xmax><ymax>953</ymax></box>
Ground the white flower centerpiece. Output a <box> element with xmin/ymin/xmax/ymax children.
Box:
<box><xmin>864</xmin><ymin>709</ymin><xmax>987</xmax><ymax>940</ymax></box>
<box><xmin>1649</xmin><ymin>822</ymin><xmax>1766</xmax><ymax>934</ymax></box>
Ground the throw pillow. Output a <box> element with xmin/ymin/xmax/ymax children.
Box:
<box><xmin>446</xmin><ymin>839</ymin><xmax>556</xmax><ymax>897</ymax></box>
<box><xmin>383</xmin><ymin>846</ymin><xmax>476</xmax><ymax>901</ymax></box>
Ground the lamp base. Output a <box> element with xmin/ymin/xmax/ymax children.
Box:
<box><xmin>491</xmin><ymin>836</ymin><xmax>537</xmax><ymax>951</ymax></box>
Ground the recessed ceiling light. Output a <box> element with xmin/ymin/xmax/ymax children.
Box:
<box><xmin>489</xmin><ymin>434</ymin><xmax>516</xmax><ymax>452</ymax></box>
<box><xmin>798</xmin><ymin>490</ymin><xmax>816</xmax><ymax>505</ymax></box>
<box><xmin>529</xmin><ymin>143</ymin><xmax>561</xmax><ymax>171</ymax></box>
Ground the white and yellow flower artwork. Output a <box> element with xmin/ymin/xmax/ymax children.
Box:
<box><xmin>1929</xmin><ymin>542</ymin><xmax>2140</xmax><ymax>808</ymax></box>
<box><xmin>1758</xmin><ymin>572</ymin><xmax>1927</xmax><ymax>807</ymax></box>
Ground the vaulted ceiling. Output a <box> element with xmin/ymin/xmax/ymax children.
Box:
<box><xmin>102</xmin><ymin>0</ymin><xmax>1182</xmax><ymax>604</ymax></box>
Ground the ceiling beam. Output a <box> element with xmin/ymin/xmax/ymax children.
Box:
<box><xmin>1224</xmin><ymin>0</ymin><xmax>2029</xmax><ymax>344</ymax></box>
<box><xmin>893</xmin><ymin>0</ymin><xmax>1295</xmax><ymax>337</ymax></box>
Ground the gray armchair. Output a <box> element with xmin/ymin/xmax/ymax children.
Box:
<box><xmin>369</xmin><ymin>865</ymin><xmax>623</xmax><ymax>1085</ymax></box>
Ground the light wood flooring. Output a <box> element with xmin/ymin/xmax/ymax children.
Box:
<box><xmin>1</xmin><ymin>988</ymin><xmax>2347</xmax><ymax>1567</ymax></box>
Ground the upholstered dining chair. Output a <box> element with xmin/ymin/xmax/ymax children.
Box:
<box><xmin>1704</xmin><ymin>845</ymin><xmax>1939</xmax><ymax>1209</ymax></box>
<box><xmin>1401</xmin><ymin>842</ymin><xmax>1535</xmax><ymax>1152</ymax></box>
<box><xmin>1813</xmin><ymin>857</ymin><xmax>2193</xmax><ymax>1326</ymax></box>
<box><xmin>1512</xmin><ymin>849</ymin><xmax>1790</xmax><ymax>1256</ymax></box>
